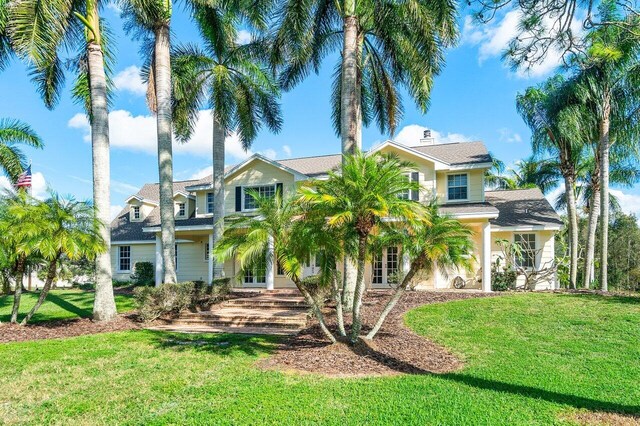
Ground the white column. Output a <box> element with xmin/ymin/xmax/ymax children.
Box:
<box><xmin>155</xmin><ymin>234</ymin><xmax>163</xmax><ymax>287</ymax></box>
<box><xmin>482</xmin><ymin>221</ymin><xmax>492</xmax><ymax>292</ymax></box>
<box><xmin>208</xmin><ymin>233</ymin><xmax>214</xmax><ymax>284</ymax></box>
<box><xmin>265</xmin><ymin>234</ymin><xmax>275</xmax><ymax>290</ymax></box>
<box><xmin>402</xmin><ymin>252</ymin><xmax>411</xmax><ymax>280</ymax></box>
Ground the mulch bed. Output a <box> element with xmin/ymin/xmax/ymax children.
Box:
<box><xmin>0</xmin><ymin>314</ymin><xmax>142</xmax><ymax>344</ymax></box>
<box><xmin>258</xmin><ymin>290</ymin><xmax>497</xmax><ymax>377</ymax></box>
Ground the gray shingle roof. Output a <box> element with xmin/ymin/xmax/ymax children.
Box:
<box><xmin>486</xmin><ymin>188</ymin><xmax>563</xmax><ymax>228</ymax></box>
<box><xmin>439</xmin><ymin>202</ymin><xmax>499</xmax><ymax>216</ymax></box>
<box><xmin>278</xmin><ymin>154</ymin><xmax>342</xmax><ymax>177</ymax></box>
<box><xmin>410</xmin><ymin>142</ymin><xmax>492</xmax><ymax>165</ymax></box>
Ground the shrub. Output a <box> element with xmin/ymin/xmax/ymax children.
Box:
<box><xmin>299</xmin><ymin>274</ymin><xmax>331</xmax><ymax>304</ymax></box>
<box><xmin>130</xmin><ymin>262</ymin><xmax>154</xmax><ymax>286</ymax></box>
<box><xmin>193</xmin><ymin>278</ymin><xmax>232</xmax><ymax>309</ymax></box>
<box><xmin>491</xmin><ymin>259</ymin><xmax>517</xmax><ymax>291</ymax></box>
<box><xmin>134</xmin><ymin>282</ymin><xmax>195</xmax><ymax>322</ymax></box>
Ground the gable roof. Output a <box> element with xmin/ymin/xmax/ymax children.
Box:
<box><xmin>278</xmin><ymin>153</ymin><xmax>342</xmax><ymax>177</ymax></box>
<box><xmin>411</xmin><ymin>142</ymin><xmax>492</xmax><ymax>166</ymax></box>
<box><xmin>486</xmin><ymin>188</ymin><xmax>563</xmax><ymax>229</ymax></box>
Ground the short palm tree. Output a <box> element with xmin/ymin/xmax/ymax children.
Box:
<box><xmin>366</xmin><ymin>203</ymin><xmax>474</xmax><ymax>340</ymax></box>
<box><xmin>172</xmin><ymin>5</ymin><xmax>282</xmax><ymax>281</ymax></box>
<box><xmin>8</xmin><ymin>0</ymin><xmax>118</xmax><ymax>321</ymax></box>
<box><xmin>21</xmin><ymin>193</ymin><xmax>105</xmax><ymax>324</ymax></box>
<box><xmin>0</xmin><ymin>119</ymin><xmax>43</xmax><ymax>181</ymax></box>
<box><xmin>0</xmin><ymin>192</ymin><xmax>43</xmax><ymax>323</ymax></box>
<box><xmin>119</xmin><ymin>0</ymin><xmax>178</xmax><ymax>284</ymax></box>
<box><xmin>574</xmin><ymin>11</ymin><xmax>640</xmax><ymax>290</ymax></box>
<box><xmin>516</xmin><ymin>75</ymin><xmax>589</xmax><ymax>289</ymax></box>
<box><xmin>299</xmin><ymin>151</ymin><xmax>427</xmax><ymax>343</ymax></box>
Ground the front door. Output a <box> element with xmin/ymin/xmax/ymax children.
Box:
<box><xmin>243</xmin><ymin>257</ymin><xmax>267</xmax><ymax>287</ymax></box>
<box><xmin>372</xmin><ymin>247</ymin><xmax>400</xmax><ymax>288</ymax></box>
<box><xmin>303</xmin><ymin>255</ymin><xmax>321</xmax><ymax>278</ymax></box>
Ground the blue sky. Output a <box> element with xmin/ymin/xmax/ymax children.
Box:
<box><xmin>0</xmin><ymin>5</ymin><xmax>638</xmax><ymax>218</ymax></box>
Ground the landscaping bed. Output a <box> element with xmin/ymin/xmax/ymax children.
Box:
<box><xmin>259</xmin><ymin>290</ymin><xmax>497</xmax><ymax>377</ymax></box>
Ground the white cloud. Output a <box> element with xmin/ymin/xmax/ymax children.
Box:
<box><xmin>393</xmin><ymin>124</ymin><xmax>473</xmax><ymax>146</ymax></box>
<box><xmin>111</xmin><ymin>205</ymin><xmax>124</xmax><ymax>220</ymax></box>
<box><xmin>189</xmin><ymin>167</ymin><xmax>214</xmax><ymax>180</ymax></box>
<box><xmin>611</xmin><ymin>189</ymin><xmax>640</xmax><ymax>219</ymax></box>
<box><xmin>106</xmin><ymin>1</ymin><xmax>120</xmax><ymax>12</ymax></box>
<box><xmin>113</xmin><ymin>66</ymin><xmax>146</xmax><ymax>96</ymax></box>
<box><xmin>282</xmin><ymin>145</ymin><xmax>292</xmax><ymax>158</ymax></box>
<box><xmin>262</xmin><ymin>149</ymin><xmax>277</xmax><ymax>160</ymax></box>
<box><xmin>0</xmin><ymin>172</ymin><xmax>48</xmax><ymax>200</ymax></box>
<box><xmin>498</xmin><ymin>127</ymin><xmax>522</xmax><ymax>143</ymax></box>
<box><xmin>236</xmin><ymin>30</ymin><xmax>252</xmax><ymax>45</ymax></box>
<box><xmin>545</xmin><ymin>184</ymin><xmax>565</xmax><ymax>213</ymax></box>
<box><xmin>68</xmin><ymin>110</ymin><xmax>254</xmax><ymax>161</ymax></box>
<box><xmin>461</xmin><ymin>11</ymin><xmax>569</xmax><ymax>78</ymax></box>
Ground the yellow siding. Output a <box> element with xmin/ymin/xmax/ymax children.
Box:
<box><xmin>111</xmin><ymin>243</ymin><xmax>156</xmax><ymax>282</ymax></box>
<box><xmin>195</xmin><ymin>190</ymin><xmax>211</xmax><ymax>217</ymax></box>
<box><xmin>176</xmin><ymin>240</ymin><xmax>209</xmax><ymax>282</ymax></box>
<box><xmin>435</xmin><ymin>169</ymin><xmax>484</xmax><ymax>203</ymax></box>
<box><xmin>376</xmin><ymin>145</ymin><xmax>437</xmax><ymax>201</ymax></box>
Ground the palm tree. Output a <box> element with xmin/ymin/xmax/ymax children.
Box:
<box><xmin>273</xmin><ymin>0</ymin><xmax>457</xmax><ymax>307</ymax></box>
<box><xmin>299</xmin><ymin>151</ymin><xmax>427</xmax><ymax>343</ymax></box>
<box><xmin>0</xmin><ymin>0</ymin><xmax>13</xmax><ymax>71</ymax></box>
<box><xmin>516</xmin><ymin>75</ymin><xmax>588</xmax><ymax>289</ymax></box>
<box><xmin>8</xmin><ymin>0</ymin><xmax>118</xmax><ymax>321</ymax></box>
<box><xmin>0</xmin><ymin>192</ymin><xmax>42</xmax><ymax>323</ymax></box>
<box><xmin>119</xmin><ymin>0</ymin><xmax>178</xmax><ymax>284</ymax></box>
<box><xmin>21</xmin><ymin>193</ymin><xmax>105</xmax><ymax>324</ymax></box>
<box><xmin>215</xmin><ymin>190</ymin><xmax>338</xmax><ymax>342</ymax></box>
<box><xmin>172</xmin><ymin>5</ymin><xmax>282</xmax><ymax>281</ymax></box>
<box><xmin>491</xmin><ymin>156</ymin><xmax>560</xmax><ymax>194</ymax></box>
<box><xmin>0</xmin><ymin>119</ymin><xmax>43</xmax><ymax>181</ymax></box>
<box><xmin>574</xmin><ymin>12</ymin><xmax>640</xmax><ymax>291</ymax></box>
<box><xmin>366</xmin><ymin>203</ymin><xmax>474</xmax><ymax>340</ymax></box>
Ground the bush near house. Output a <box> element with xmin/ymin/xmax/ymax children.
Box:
<box><xmin>134</xmin><ymin>282</ymin><xmax>195</xmax><ymax>322</ymax></box>
<box><xmin>130</xmin><ymin>262</ymin><xmax>155</xmax><ymax>286</ymax></box>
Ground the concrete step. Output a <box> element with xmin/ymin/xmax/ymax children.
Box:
<box><xmin>222</xmin><ymin>298</ymin><xmax>308</xmax><ymax>309</ymax></box>
<box><xmin>172</xmin><ymin>318</ymin><xmax>307</xmax><ymax>329</ymax></box>
<box><xmin>147</xmin><ymin>324</ymin><xmax>301</xmax><ymax>335</ymax></box>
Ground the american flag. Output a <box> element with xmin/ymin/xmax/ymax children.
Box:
<box><xmin>15</xmin><ymin>165</ymin><xmax>32</xmax><ymax>189</ymax></box>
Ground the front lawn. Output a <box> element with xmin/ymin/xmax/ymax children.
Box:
<box><xmin>0</xmin><ymin>293</ymin><xmax>638</xmax><ymax>424</ymax></box>
<box><xmin>0</xmin><ymin>289</ymin><xmax>136</xmax><ymax>323</ymax></box>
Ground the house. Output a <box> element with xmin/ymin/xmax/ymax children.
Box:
<box><xmin>110</xmin><ymin>136</ymin><xmax>563</xmax><ymax>291</ymax></box>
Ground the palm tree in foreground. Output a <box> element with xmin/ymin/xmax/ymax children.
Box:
<box><xmin>299</xmin><ymin>152</ymin><xmax>427</xmax><ymax>343</ymax></box>
<box><xmin>173</xmin><ymin>5</ymin><xmax>282</xmax><ymax>281</ymax></box>
<box><xmin>0</xmin><ymin>119</ymin><xmax>43</xmax><ymax>181</ymax></box>
<box><xmin>8</xmin><ymin>0</ymin><xmax>117</xmax><ymax>320</ymax></box>
<box><xmin>21</xmin><ymin>194</ymin><xmax>105</xmax><ymax>324</ymax></box>
<box><xmin>120</xmin><ymin>0</ymin><xmax>177</xmax><ymax>284</ymax></box>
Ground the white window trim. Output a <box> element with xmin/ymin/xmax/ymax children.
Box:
<box><xmin>446</xmin><ymin>172</ymin><xmax>469</xmax><ymax>203</ymax></box>
<box><xmin>242</xmin><ymin>184</ymin><xmax>276</xmax><ymax>212</ymax></box>
<box><xmin>204</xmin><ymin>242</ymin><xmax>209</xmax><ymax>262</ymax></box>
<box><xmin>206</xmin><ymin>192</ymin><xmax>214</xmax><ymax>214</ymax></box>
<box><xmin>513</xmin><ymin>233</ymin><xmax>537</xmax><ymax>270</ymax></box>
<box><xmin>117</xmin><ymin>246</ymin><xmax>132</xmax><ymax>273</ymax></box>
<box><xmin>372</xmin><ymin>247</ymin><xmax>400</xmax><ymax>286</ymax></box>
<box><xmin>132</xmin><ymin>206</ymin><xmax>141</xmax><ymax>221</ymax></box>
<box><xmin>177</xmin><ymin>202</ymin><xmax>186</xmax><ymax>217</ymax></box>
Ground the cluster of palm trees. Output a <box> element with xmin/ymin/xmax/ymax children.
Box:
<box><xmin>216</xmin><ymin>152</ymin><xmax>475</xmax><ymax>344</ymax></box>
<box><xmin>0</xmin><ymin>192</ymin><xmax>105</xmax><ymax>325</ymax></box>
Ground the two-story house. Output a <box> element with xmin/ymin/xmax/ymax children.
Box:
<box><xmin>110</xmin><ymin>136</ymin><xmax>563</xmax><ymax>291</ymax></box>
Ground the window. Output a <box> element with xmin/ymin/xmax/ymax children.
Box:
<box><xmin>447</xmin><ymin>174</ymin><xmax>468</xmax><ymax>201</ymax></box>
<box><xmin>514</xmin><ymin>234</ymin><xmax>536</xmax><ymax>269</ymax></box>
<box><xmin>398</xmin><ymin>174</ymin><xmax>411</xmax><ymax>200</ymax></box>
<box><xmin>372</xmin><ymin>255</ymin><xmax>383</xmax><ymax>284</ymax></box>
<box><xmin>277</xmin><ymin>261</ymin><xmax>285</xmax><ymax>276</ymax></box>
<box><xmin>204</xmin><ymin>243</ymin><xmax>209</xmax><ymax>261</ymax></box>
<box><xmin>206</xmin><ymin>192</ymin><xmax>214</xmax><ymax>214</ymax></box>
<box><xmin>244</xmin><ymin>254</ymin><xmax>266</xmax><ymax>284</ymax></box>
<box><xmin>177</xmin><ymin>203</ymin><xmax>186</xmax><ymax>217</ymax></box>
<box><xmin>118</xmin><ymin>246</ymin><xmax>131</xmax><ymax>272</ymax></box>
<box><xmin>386</xmin><ymin>247</ymin><xmax>399</xmax><ymax>284</ymax></box>
<box><xmin>372</xmin><ymin>247</ymin><xmax>399</xmax><ymax>285</ymax></box>
<box><xmin>174</xmin><ymin>244</ymin><xmax>179</xmax><ymax>271</ymax></box>
<box><xmin>398</xmin><ymin>173</ymin><xmax>419</xmax><ymax>201</ymax></box>
<box><xmin>243</xmin><ymin>185</ymin><xmax>276</xmax><ymax>211</ymax></box>
<box><xmin>132</xmin><ymin>206</ymin><xmax>140</xmax><ymax>220</ymax></box>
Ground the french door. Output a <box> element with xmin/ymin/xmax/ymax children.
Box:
<box><xmin>303</xmin><ymin>254</ymin><xmax>322</xmax><ymax>277</ymax></box>
<box><xmin>243</xmin><ymin>256</ymin><xmax>267</xmax><ymax>287</ymax></box>
<box><xmin>372</xmin><ymin>247</ymin><xmax>400</xmax><ymax>287</ymax></box>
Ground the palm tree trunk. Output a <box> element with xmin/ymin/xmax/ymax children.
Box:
<box><xmin>598</xmin><ymin>95</ymin><xmax>611</xmax><ymax>292</ymax></box>
<box><xmin>331</xmin><ymin>270</ymin><xmax>346</xmax><ymax>337</ymax></box>
<box><xmin>564</xmin><ymin>174</ymin><xmax>579</xmax><ymax>289</ymax></box>
<box><xmin>366</xmin><ymin>265</ymin><xmax>417</xmax><ymax>340</ymax></box>
<box><xmin>340</xmin><ymin>8</ymin><xmax>361</xmax><ymax>312</ymax></box>
<box><xmin>85</xmin><ymin>7</ymin><xmax>117</xmax><ymax>321</ymax></box>
<box><xmin>583</xmin><ymin>185</ymin><xmax>600</xmax><ymax>289</ymax></box>
<box><xmin>10</xmin><ymin>256</ymin><xmax>26</xmax><ymax>324</ymax></box>
<box><xmin>154</xmin><ymin>23</ymin><xmax>177</xmax><ymax>284</ymax></box>
<box><xmin>212</xmin><ymin>116</ymin><xmax>225</xmax><ymax>280</ymax></box>
<box><xmin>349</xmin><ymin>234</ymin><xmax>368</xmax><ymax>343</ymax></box>
<box><xmin>294</xmin><ymin>279</ymin><xmax>335</xmax><ymax>343</ymax></box>
<box><xmin>21</xmin><ymin>254</ymin><xmax>60</xmax><ymax>325</ymax></box>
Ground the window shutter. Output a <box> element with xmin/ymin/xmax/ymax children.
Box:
<box><xmin>235</xmin><ymin>187</ymin><xmax>242</xmax><ymax>211</ymax></box>
<box><xmin>411</xmin><ymin>172</ymin><xmax>419</xmax><ymax>201</ymax></box>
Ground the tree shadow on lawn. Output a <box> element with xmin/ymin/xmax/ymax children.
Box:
<box><xmin>556</xmin><ymin>292</ymin><xmax>640</xmax><ymax>305</ymax></box>
<box><xmin>147</xmin><ymin>330</ymin><xmax>280</xmax><ymax>358</ymax></box>
<box><xmin>45</xmin><ymin>293</ymin><xmax>92</xmax><ymax>318</ymax></box>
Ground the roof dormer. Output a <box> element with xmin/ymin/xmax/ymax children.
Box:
<box><xmin>125</xmin><ymin>195</ymin><xmax>157</xmax><ymax>222</ymax></box>
<box><xmin>174</xmin><ymin>191</ymin><xmax>196</xmax><ymax>220</ymax></box>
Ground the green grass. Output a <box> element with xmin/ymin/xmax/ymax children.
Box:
<box><xmin>0</xmin><ymin>293</ymin><xmax>638</xmax><ymax>425</ymax></box>
<box><xmin>0</xmin><ymin>290</ymin><xmax>136</xmax><ymax>323</ymax></box>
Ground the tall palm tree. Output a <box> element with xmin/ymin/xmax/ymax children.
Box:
<box><xmin>172</xmin><ymin>5</ymin><xmax>282</xmax><ymax>281</ymax></box>
<box><xmin>516</xmin><ymin>75</ymin><xmax>589</xmax><ymax>289</ymax></box>
<box><xmin>492</xmin><ymin>156</ymin><xmax>561</xmax><ymax>194</ymax></box>
<box><xmin>120</xmin><ymin>0</ymin><xmax>177</xmax><ymax>284</ymax></box>
<box><xmin>0</xmin><ymin>119</ymin><xmax>43</xmax><ymax>181</ymax></box>
<box><xmin>366</xmin><ymin>203</ymin><xmax>474</xmax><ymax>340</ymax></box>
<box><xmin>273</xmin><ymin>0</ymin><xmax>458</xmax><ymax>307</ymax></box>
<box><xmin>575</xmin><ymin>11</ymin><xmax>640</xmax><ymax>291</ymax></box>
<box><xmin>8</xmin><ymin>0</ymin><xmax>118</xmax><ymax>320</ymax></box>
<box><xmin>21</xmin><ymin>193</ymin><xmax>105</xmax><ymax>324</ymax></box>
<box><xmin>299</xmin><ymin>151</ymin><xmax>427</xmax><ymax>343</ymax></box>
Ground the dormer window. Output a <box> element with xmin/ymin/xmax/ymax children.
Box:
<box><xmin>447</xmin><ymin>173</ymin><xmax>468</xmax><ymax>201</ymax></box>
<box><xmin>177</xmin><ymin>202</ymin><xmax>186</xmax><ymax>217</ymax></box>
<box><xmin>132</xmin><ymin>206</ymin><xmax>140</xmax><ymax>220</ymax></box>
